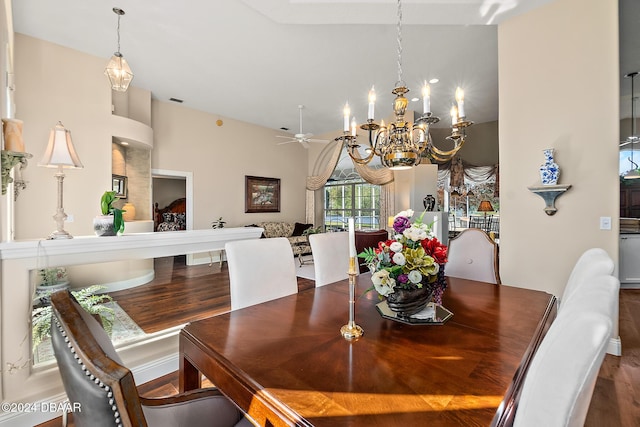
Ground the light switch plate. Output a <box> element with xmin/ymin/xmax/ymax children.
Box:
<box><xmin>600</xmin><ymin>216</ymin><xmax>611</xmax><ymax>230</ymax></box>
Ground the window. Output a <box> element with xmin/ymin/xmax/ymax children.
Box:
<box><xmin>620</xmin><ymin>149</ymin><xmax>639</xmax><ymax>176</ymax></box>
<box><xmin>324</xmin><ymin>180</ymin><xmax>381</xmax><ymax>231</ymax></box>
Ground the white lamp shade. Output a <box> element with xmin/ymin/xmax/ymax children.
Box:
<box><xmin>105</xmin><ymin>53</ymin><xmax>134</xmax><ymax>92</ymax></box>
<box><xmin>39</xmin><ymin>122</ymin><xmax>83</xmax><ymax>168</ymax></box>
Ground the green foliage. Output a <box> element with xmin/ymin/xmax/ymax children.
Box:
<box><xmin>100</xmin><ymin>191</ymin><xmax>125</xmax><ymax>234</ymax></box>
<box><xmin>211</xmin><ymin>217</ymin><xmax>226</xmax><ymax>229</ymax></box>
<box><xmin>100</xmin><ymin>191</ymin><xmax>117</xmax><ymax>215</ymax></box>
<box><xmin>32</xmin><ymin>285</ymin><xmax>115</xmax><ymax>352</ymax></box>
<box><xmin>358</xmin><ymin>247</ymin><xmax>377</xmax><ymax>264</ymax></box>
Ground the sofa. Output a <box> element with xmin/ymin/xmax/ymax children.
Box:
<box><xmin>253</xmin><ymin>222</ymin><xmax>314</xmax><ymax>256</ymax></box>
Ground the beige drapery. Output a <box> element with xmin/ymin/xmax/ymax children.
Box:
<box><xmin>305</xmin><ymin>141</ymin><xmax>395</xmax><ymax>227</ymax></box>
<box><xmin>437</xmin><ymin>155</ymin><xmax>500</xmax><ymax>196</ymax></box>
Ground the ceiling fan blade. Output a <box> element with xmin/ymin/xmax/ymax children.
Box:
<box><xmin>277</xmin><ymin>140</ymin><xmax>295</xmax><ymax>145</ymax></box>
<box><xmin>300</xmin><ymin>140</ymin><xmax>310</xmax><ymax>149</ymax></box>
<box><xmin>276</xmin><ymin>135</ymin><xmax>293</xmax><ymax>139</ymax></box>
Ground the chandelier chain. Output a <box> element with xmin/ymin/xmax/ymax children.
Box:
<box><xmin>396</xmin><ymin>0</ymin><xmax>403</xmax><ymax>86</ymax></box>
<box><xmin>116</xmin><ymin>13</ymin><xmax>121</xmax><ymax>54</ymax></box>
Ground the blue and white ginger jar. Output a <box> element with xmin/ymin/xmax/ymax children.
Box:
<box><xmin>539</xmin><ymin>148</ymin><xmax>560</xmax><ymax>185</ymax></box>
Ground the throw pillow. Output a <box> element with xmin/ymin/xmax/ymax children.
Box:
<box><xmin>292</xmin><ymin>222</ymin><xmax>313</xmax><ymax>236</ymax></box>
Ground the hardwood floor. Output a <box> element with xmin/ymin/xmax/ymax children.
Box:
<box><xmin>37</xmin><ymin>257</ymin><xmax>639</xmax><ymax>426</ymax></box>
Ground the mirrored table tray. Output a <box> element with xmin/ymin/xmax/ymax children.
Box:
<box><xmin>376</xmin><ymin>301</ymin><xmax>454</xmax><ymax>325</ymax></box>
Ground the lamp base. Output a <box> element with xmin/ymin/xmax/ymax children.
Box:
<box><xmin>48</xmin><ymin>229</ymin><xmax>73</xmax><ymax>240</ymax></box>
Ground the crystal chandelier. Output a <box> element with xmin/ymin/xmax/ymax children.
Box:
<box><xmin>104</xmin><ymin>7</ymin><xmax>134</xmax><ymax>92</ymax></box>
<box><xmin>337</xmin><ymin>0</ymin><xmax>473</xmax><ymax>170</ymax></box>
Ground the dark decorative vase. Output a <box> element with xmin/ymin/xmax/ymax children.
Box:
<box><xmin>386</xmin><ymin>286</ymin><xmax>433</xmax><ymax>318</ymax></box>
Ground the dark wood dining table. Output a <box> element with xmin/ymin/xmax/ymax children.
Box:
<box><xmin>180</xmin><ymin>276</ymin><xmax>556</xmax><ymax>427</ymax></box>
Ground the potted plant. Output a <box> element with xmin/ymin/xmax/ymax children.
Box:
<box><xmin>93</xmin><ymin>191</ymin><xmax>125</xmax><ymax>236</ymax></box>
<box><xmin>32</xmin><ymin>285</ymin><xmax>115</xmax><ymax>352</ymax></box>
<box><xmin>34</xmin><ymin>267</ymin><xmax>70</xmax><ymax>306</ymax></box>
<box><xmin>211</xmin><ymin>217</ymin><xmax>226</xmax><ymax>229</ymax></box>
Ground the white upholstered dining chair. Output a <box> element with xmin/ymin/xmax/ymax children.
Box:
<box><xmin>445</xmin><ymin>228</ymin><xmax>500</xmax><ymax>284</ymax></box>
<box><xmin>561</xmin><ymin>274</ymin><xmax>620</xmax><ymax>322</ymax></box>
<box><xmin>560</xmin><ymin>248</ymin><xmax>615</xmax><ymax>309</ymax></box>
<box><xmin>309</xmin><ymin>232</ymin><xmax>357</xmax><ymax>287</ymax></box>
<box><xmin>225</xmin><ymin>237</ymin><xmax>298</xmax><ymax>310</ymax></box>
<box><xmin>513</xmin><ymin>311</ymin><xmax>612</xmax><ymax>427</ymax></box>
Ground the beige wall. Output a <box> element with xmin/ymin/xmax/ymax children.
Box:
<box><xmin>498</xmin><ymin>0</ymin><xmax>619</xmax><ymax>297</ymax></box>
<box><xmin>13</xmin><ymin>34</ymin><xmax>113</xmax><ymax>239</ymax></box>
<box><xmin>11</xmin><ymin>34</ymin><xmax>308</xmax><ymax>239</ymax></box>
<box><xmin>150</xmin><ymin>96</ymin><xmax>308</xmax><ymax>230</ymax></box>
<box><xmin>431</xmin><ymin>120</ymin><xmax>499</xmax><ymax>166</ymax></box>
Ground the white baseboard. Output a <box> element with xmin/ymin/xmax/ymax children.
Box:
<box><xmin>0</xmin><ymin>354</ymin><xmax>179</xmax><ymax>427</ymax></box>
<box><xmin>101</xmin><ymin>270</ymin><xmax>156</xmax><ymax>293</ymax></box>
<box><xmin>607</xmin><ymin>335</ymin><xmax>622</xmax><ymax>356</ymax></box>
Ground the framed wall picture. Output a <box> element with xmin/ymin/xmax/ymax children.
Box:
<box><xmin>245</xmin><ymin>176</ymin><xmax>280</xmax><ymax>213</ymax></box>
<box><xmin>112</xmin><ymin>174</ymin><xmax>128</xmax><ymax>198</ymax></box>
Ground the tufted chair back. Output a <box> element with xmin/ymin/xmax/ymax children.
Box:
<box><xmin>51</xmin><ymin>290</ymin><xmax>146</xmax><ymax>426</ymax></box>
<box><xmin>51</xmin><ymin>291</ymin><xmax>249</xmax><ymax>427</ymax></box>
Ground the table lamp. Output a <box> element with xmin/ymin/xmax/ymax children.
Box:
<box><xmin>477</xmin><ymin>200</ymin><xmax>494</xmax><ymax>217</ymax></box>
<box><xmin>38</xmin><ymin>122</ymin><xmax>83</xmax><ymax>239</ymax></box>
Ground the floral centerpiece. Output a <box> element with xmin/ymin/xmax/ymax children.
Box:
<box><xmin>358</xmin><ymin>209</ymin><xmax>448</xmax><ymax>316</ymax></box>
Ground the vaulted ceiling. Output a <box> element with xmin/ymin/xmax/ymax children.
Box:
<box><xmin>12</xmin><ymin>0</ymin><xmax>633</xmax><ymax>140</ymax></box>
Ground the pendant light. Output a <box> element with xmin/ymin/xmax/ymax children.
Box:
<box><xmin>622</xmin><ymin>72</ymin><xmax>640</xmax><ymax>179</ymax></box>
<box><xmin>104</xmin><ymin>7</ymin><xmax>134</xmax><ymax>92</ymax></box>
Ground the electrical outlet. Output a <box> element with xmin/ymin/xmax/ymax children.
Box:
<box><xmin>599</xmin><ymin>216</ymin><xmax>611</xmax><ymax>230</ymax></box>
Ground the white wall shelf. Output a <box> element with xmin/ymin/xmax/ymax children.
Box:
<box><xmin>527</xmin><ymin>184</ymin><xmax>572</xmax><ymax>216</ymax></box>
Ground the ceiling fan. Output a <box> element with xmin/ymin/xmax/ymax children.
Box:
<box><xmin>277</xmin><ymin>105</ymin><xmax>329</xmax><ymax>149</ymax></box>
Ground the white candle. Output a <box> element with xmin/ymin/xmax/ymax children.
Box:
<box><xmin>450</xmin><ymin>106</ymin><xmax>458</xmax><ymax>126</ymax></box>
<box><xmin>422</xmin><ymin>82</ymin><xmax>430</xmax><ymax>114</ymax></box>
<box><xmin>368</xmin><ymin>86</ymin><xmax>376</xmax><ymax>120</ymax></box>
<box><xmin>343</xmin><ymin>103</ymin><xmax>350</xmax><ymax>132</ymax></box>
<box><xmin>348</xmin><ymin>218</ymin><xmax>356</xmax><ymax>258</ymax></box>
<box><xmin>351</xmin><ymin>117</ymin><xmax>357</xmax><ymax>137</ymax></box>
<box><xmin>455</xmin><ymin>87</ymin><xmax>465</xmax><ymax>118</ymax></box>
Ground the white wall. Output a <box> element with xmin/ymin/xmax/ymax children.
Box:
<box><xmin>498</xmin><ymin>0</ymin><xmax>619</xmax><ymax>298</ymax></box>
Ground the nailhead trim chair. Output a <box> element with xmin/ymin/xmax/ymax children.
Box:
<box><xmin>50</xmin><ymin>290</ymin><xmax>249</xmax><ymax>427</ymax></box>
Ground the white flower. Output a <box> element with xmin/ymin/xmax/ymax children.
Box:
<box><xmin>389</xmin><ymin>241</ymin><xmax>403</xmax><ymax>252</ymax></box>
<box><xmin>408</xmin><ymin>270</ymin><xmax>423</xmax><ymax>284</ymax></box>
<box><xmin>371</xmin><ymin>270</ymin><xmax>396</xmax><ymax>296</ymax></box>
<box><xmin>392</xmin><ymin>252</ymin><xmax>406</xmax><ymax>265</ymax></box>
<box><xmin>403</xmin><ymin>224</ymin><xmax>428</xmax><ymax>241</ymax></box>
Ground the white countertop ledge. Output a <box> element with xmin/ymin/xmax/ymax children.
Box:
<box><xmin>0</xmin><ymin>227</ymin><xmax>263</xmax><ymax>262</ymax></box>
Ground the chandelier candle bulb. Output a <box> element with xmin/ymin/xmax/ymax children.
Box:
<box><xmin>348</xmin><ymin>217</ymin><xmax>356</xmax><ymax>258</ymax></box>
<box><xmin>422</xmin><ymin>82</ymin><xmax>430</xmax><ymax>114</ymax></box>
<box><xmin>343</xmin><ymin>103</ymin><xmax>350</xmax><ymax>132</ymax></box>
<box><xmin>368</xmin><ymin>87</ymin><xmax>376</xmax><ymax>120</ymax></box>
<box><xmin>451</xmin><ymin>106</ymin><xmax>459</xmax><ymax>126</ymax></box>
<box><xmin>351</xmin><ymin>117</ymin><xmax>357</xmax><ymax>137</ymax></box>
<box><xmin>456</xmin><ymin>87</ymin><xmax>465</xmax><ymax>118</ymax></box>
